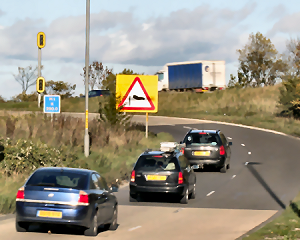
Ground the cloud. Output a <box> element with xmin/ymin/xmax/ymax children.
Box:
<box><xmin>267</xmin><ymin>4</ymin><xmax>287</xmax><ymax>20</ymax></box>
<box><xmin>268</xmin><ymin>11</ymin><xmax>300</xmax><ymax>36</ymax></box>
<box><xmin>0</xmin><ymin>4</ymin><xmax>256</xmax><ymax>67</ymax></box>
<box><xmin>0</xmin><ymin>9</ymin><xmax>5</xmax><ymax>17</ymax></box>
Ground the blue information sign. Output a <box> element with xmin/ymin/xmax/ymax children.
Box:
<box><xmin>44</xmin><ymin>95</ymin><xmax>61</xmax><ymax>113</ymax></box>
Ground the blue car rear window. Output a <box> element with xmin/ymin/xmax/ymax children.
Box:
<box><xmin>26</xmin><ymin>170</ymin><xmax>89</xmax><ymax>190</ymax></box>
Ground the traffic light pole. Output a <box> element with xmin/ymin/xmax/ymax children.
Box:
<box><xmin>38</xmin><ymin>47</ymin><xmax>41</xmax><ymax>108</ymax></box>
<box><xmin>84</xmin><ymin>0</ymin><xmax>90</xmax><ymax>157</ymax></box>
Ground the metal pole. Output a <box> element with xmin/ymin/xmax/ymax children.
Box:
<box><xmin>84</xmin><ymin>0</ymin><xmax>90</xmax><ymax>157</ymax></box>
<box><xmin>146</xmin><ymin>112</ymin><xmax>148</xmax><ymax>138</ymax></box>
<box><xmin>38</xmin><ymin>48</ymin><xmax>41</xmax><ymax>108</ymax></box>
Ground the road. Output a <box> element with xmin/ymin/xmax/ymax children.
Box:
<box><xmin>1</xmin><ymin>115</ymin><xmax>300</xmax><ymax>239</ymax></box>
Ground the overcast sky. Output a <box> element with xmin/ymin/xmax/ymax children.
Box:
<box><xmin>0</xmin><ymin>0</ymin><xmax>300</xmax><ymax>99</ymax></box>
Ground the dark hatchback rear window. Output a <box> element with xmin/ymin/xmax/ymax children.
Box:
<box><xmin>26</xmin><ymin>170</ymin><xmax>89</xmax><ymax>190</ymax></box>
<box><xmin>135</xmin><ymin>155</ymin><xmax>180</xmax><ymax>172</ymax></box>
<box><xmin>183</xmin><ymin>133</ymin><xmax>221</xmax><ymax>146</ymax></box>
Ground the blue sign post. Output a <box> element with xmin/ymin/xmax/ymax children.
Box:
<box><xmin>44</xmin><ymin>95</ymin><xmax>61</xmax><ymax>121</ymax></box>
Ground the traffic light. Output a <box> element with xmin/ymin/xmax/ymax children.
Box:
<box><xmin>37</xmin><ymin>32</ymin><xmax>46</xmax><ymax>48</ymax></box>
<box><xmin>36</xmin><ymin>77</ymin><xmax>45</xmax><ymax>93</ymax></box>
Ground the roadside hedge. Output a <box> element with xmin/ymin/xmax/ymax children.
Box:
<box><xmin>0</xmin><ymin>137</ymin><xmax>87</xmax><ymax>176</ymax></box>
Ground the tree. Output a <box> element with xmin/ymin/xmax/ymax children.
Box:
<box><xmin>98</xmin><ymin>91</ymin><xmax>132</xmax><ymax>127</ymax></box>
<box><xmin>81</xmin><ymin>61</ymin><xmax>113</xmax><ymax>90</ymax></box>
<box><xmin>278</xmin><ymin>38</ymin><xmax>300</xmax><ymax>118</ymax></box>
<box><xmin>45</xmin><ymin>80</ymin><xmax>76</xmax><ymax>99</ymax></box>
<box><xmin>102</xmin><ymin>68</ymin><xmax>143</xmax><ymax>92</ymax></box>
<box><xmin>234</xmin><ymin>32</ymin><xmax>287</xmax><ymax>88</ymax></box>
<box><xmin>13</xmin><ymin>65</ymin><xmax>39</xmax><ymax>94</ymax></box>
<box><xmin>285</xmin><ymin>38</ymin><xmax>300</xmax><ymax>76</ymax></box>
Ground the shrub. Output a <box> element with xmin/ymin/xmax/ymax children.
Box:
<box><xmin>278</xmin><ymin>76</ymin><xmax>300</xmax><ymax>118</ymax></box>
<box><xmin>0</xmin><ymin>138</ymin><xmax>86</xmax><ymax>176</ymax></box>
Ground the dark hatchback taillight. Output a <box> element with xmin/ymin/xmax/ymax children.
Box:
<box><xmin>219</xmin><ymin>145</ymin><xmax>225</xmax><ymax>155</ymax></box>
<box><xmin>131</xmin><ymin>170</ymin><xmax>136</xmax><ymax>182</ymax></box>
<box><xmin>178</xmin><ymin>172</ymin><xmax>184</xmax><ymax>184</ymax></box>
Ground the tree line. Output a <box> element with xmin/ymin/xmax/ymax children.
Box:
<box><xmin>228</xmin><ymin>31</ymin><xmax>300</xmax><ymax>118</ymax></box>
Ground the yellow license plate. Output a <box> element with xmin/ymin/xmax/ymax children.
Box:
<box><xmin>194</xmin><ymin>151</ymin><xmax>210</xmax><ymax>156</ymax></box>
<box><xmin>37</xmin><ymin>210</ymin><xmax>62</xmax><ymax>218</ymax></box>
<box><xmin>146</xmin><ymin>175</ymin><xmax>167</xmax><ymax>181</ymax></box>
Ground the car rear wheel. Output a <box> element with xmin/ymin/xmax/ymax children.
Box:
<box><xmin>105</xmin><ymin>206</ymin><xmax>118</xmax><ymax>231</ymax></box>
<box><xmin>180</xmin><ymin>188</ymin><xmax>189</xmax><ymax>204</ymax></box>
<box><xmin>129</xmin><ymin>193</ymin><xmax>138</xmax><ymax>202</ymax></box>
<box><xmin>16</xmin><ymin>221</ymin><xmax>29</xmax><ymax>232</ymax></box>
<box><xmin>190</xmin><ymin>183</ymin><xmax>196</xmax><ymax>199</ymax></box>
<box><xmin>84</xmin><ymin>212</ymin><xmax>98</xmax><ymax>236</ymax></box>
<box><xmin>220</xmin><ymin>164</ymin><xmax>227</xmax><ymax>173</ymax></box>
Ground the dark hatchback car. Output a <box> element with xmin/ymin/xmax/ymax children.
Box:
<box><xmin>181</xmin><ymin>130</ymin><xmax>232</xmax><ymax>173</ymax></box>
<box><xmin>16</xmin><ymin>167</ymin><xmax>118</xmax><ymax>236</ymax></box>
<box><xmin>129</xmin><ymin>142</ymin><xmax>197</xmax><ymax>204</ymax></box>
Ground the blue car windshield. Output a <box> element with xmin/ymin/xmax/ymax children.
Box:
<box><xmin>26</xmin><ymin>170</ymin><xmax>89</xmax><ymax>190</ymax></box>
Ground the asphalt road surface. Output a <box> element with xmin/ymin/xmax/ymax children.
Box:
<box><xmin>1</xmin><ymin>115</ymin><xmax>299</xmax><ymax>240</ymax></box>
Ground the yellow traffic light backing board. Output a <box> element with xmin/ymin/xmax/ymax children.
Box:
<box><xmin>116</xmin><ymin>75</ymin><xmax>158</xmax><ymax>113</ymax></box>
<box><xmin>36</xmin><ymin>77</ymin><xmax>45</xmax><ymax>93</ymax></box>
<box><xmin>37</xmin><ymin>32</ymin><xmax>46</xmax><ymax>48</ymax></box>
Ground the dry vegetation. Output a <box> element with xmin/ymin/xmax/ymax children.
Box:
<box><xmin>0</xmin><ymin>113</ymin><xmax>173</xmax><ymax>213</ymax></box>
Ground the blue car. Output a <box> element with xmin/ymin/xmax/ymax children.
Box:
<box><xmin>80</xmin><ymin>90</ymin><xmax>110</xmax><ymax>98</ymax></box>
<box><xmin>16</xmin><ymin>167</ymin><xmax>118</xmax><ymax>236</ymax></box>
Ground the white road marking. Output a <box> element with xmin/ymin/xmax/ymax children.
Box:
<box><xmin>183</xmin><ymin>126</ymin><xmax>192</xmax><ymax>129</ymax></box>
<box><xmin>206</xmin><ymin>191</ymin><xmax>215</xmax><ymax>196</ymax></box>
<box><xmin>241</xmin><ymin>144</ymin><xmax>245</xmax><ymax>146</ymax></box>
<box><xmin>245</xmin><ymin>162</ymin><xmax>249</xmax><ymax>165</ymax></box>
<box><xmin>193</xmin><ymin>128</ymin><xmax>198</xmax><ymax>130</ymax></box>
<box><xmin>231</xmin><ymin>175</ymin><xmax>236</xmax><ymax>179</ymax></box>
<box><xmin>174</xmin><ymin>208</ymin><xmax>185</xmax><ymax>213</ymax></box>
<box><xmin>227</xmin><ymin>137</ymin><xmax>232</xmax><ymax>140</ymax></box>
<box><xmin>128</xmin><ymin>226</ymin><xmax>142</xmax><ymax>231</ymax></box>
<box><xmin>248</xmin><ymin>152</ymin><xmax>251</xmax><ymax>155</ymax></box>
<box><xmin>166</xmin><ymin>124</ymin><xmax>176</xmax><ymax>126</ymax></box>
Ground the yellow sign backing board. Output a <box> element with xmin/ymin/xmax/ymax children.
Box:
<box><xmin>116</xmin><ymin>75</ymin><xmax>158</xmax><ymax>113</ymax></box>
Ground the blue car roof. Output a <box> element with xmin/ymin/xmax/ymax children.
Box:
<box><xmin>35</xmin><ymin>167</ymin><xmax>93</xmax><ymax>174</ymax></box>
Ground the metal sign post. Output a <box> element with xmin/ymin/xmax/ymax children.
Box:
<box><xmin>84</xmin><ymin>0</ymin><xmax>90</xmax><ymax>157</ymax></box>
<box><xmin>37</xmin><ymin>32</ymin><xmax>46</xmax><ymax>108</ymax></box>
<box><xmin>146</xmin><ymin>112</ymin><xmax>149</xmax><ymax>138</ymax></box>
<box><xmin>38</xmin><ymin>47</ymin><xmax>41</xmax><ymax>108</ymax></box>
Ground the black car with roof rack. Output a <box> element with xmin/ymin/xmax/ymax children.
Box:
<box><xmin>129</xmin><ymin>142</ymin><xmax>197</xmax><ymax>204</ymax></box>
<box><xmin>180</xmin><ymin>129</ymin><xmax>232</xmax><ymax>173</ymax></box>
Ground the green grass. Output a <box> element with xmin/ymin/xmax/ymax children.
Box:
<box><xmin>243</xmin><ymin>192</ymin><xmax>300</xmax><ymax>239</ymax></box>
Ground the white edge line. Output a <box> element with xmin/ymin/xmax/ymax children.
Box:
<box><xmin>227</xmin><ymin>137</ymin><xmax>232</xmax><ymax>140</ymax></box>
<box><xmin>142</xmin><ymin>116</ymin><xmax>290</xmax><ymax>137</ymax></box>
<box><xmin>231</xmin><ymin>175</ymin><xmax>236</xmax><ymax>179</ymax></box>
<box><xmin>128</xmin><ymin>226</ymin><xmax>142</xmax><ymax>231</ymax></box>
<box><xmin>206</xmin><ymin>191</ymin><xmax>215</xmax><ymax>196</ymax></box>
<box><xmin>183</xmin><ymin>126</ymin><xmax>192</xmax><ymax>129</ymax></box>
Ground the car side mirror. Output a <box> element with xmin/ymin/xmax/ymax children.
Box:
<box><xmin>110</xmin><ymin>184</ymin><xmax>119</xmax><ymax>193</ymax></box>
<box><xmin>229</xmin><ymin>142</ymin><xmax>232</xmax><ymax>146</ymax></box>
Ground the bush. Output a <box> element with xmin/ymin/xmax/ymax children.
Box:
<box><xmin>278</xmin><ymin>76</ymin><xmax>300</xmax><ymax>118</ymax></box>
<box><xmin>0</xmin><ymin>138</ymin><xmax>86</xmax><ymax>176</ymax></box>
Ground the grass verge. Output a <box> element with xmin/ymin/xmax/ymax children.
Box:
<box><xmin>243</xmin><ymin>192</ymin><xmax>300</xmax><ymax>239</ymax></box>
<box><xmin>0</xmin><ymin>113</ymin><xmax>174</xmax><ymax>214</ymax></box>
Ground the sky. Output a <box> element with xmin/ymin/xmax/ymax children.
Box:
<box><xmin>1</xmin><ymin>0</ymin><xmax>300</xmax><ymax>99</ymax></box>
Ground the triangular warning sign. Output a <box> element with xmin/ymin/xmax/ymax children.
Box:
<box><xmin>118</xmin><ymin>77</ymin><xmax>155</xmax><ymax>110</ymax></box>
